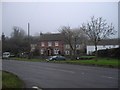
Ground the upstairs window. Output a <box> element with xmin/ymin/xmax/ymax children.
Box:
<box><xmin>41</xmin><ymin>42</ymin><xmax>45</xmax><ymax>47</ymax></box>
<box><xmin>48</xmin><ymin>42</ymin><xmax>52</xmax><ymax>47</ymax></box>
<box><xmin>65</xmin><ymin>44</ymin><xmax>70</xmax><ymax>49</ymax></box>
<box><xmin>55</xmin><ymin>41</ymin><xmax>59</xmax><ymax>46</ymax></box>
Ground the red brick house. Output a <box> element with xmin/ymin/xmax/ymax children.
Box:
<box><xmin>37</xmin><ymin>33</ymin><xmax>86</xmax><ymax>56</ymax></box>
<box><xmin>38</xmin><ymin>33</ymin><xmax>64</xmax><ymax>56</ymax></box>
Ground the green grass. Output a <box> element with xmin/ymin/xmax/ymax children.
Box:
<box><xmin>0</xmin><ymin>71</ymin><xmax>2</xmax><ymax>89</ymax></box>
<box><xmin>2</xmin><ymin>71</ymin><xmax>24</xmax><ymax>88</ymax></box>
<box><xmin>10</xmin><ymin>57</ymin><xmax>45</xmax><ymax>62</ymax></box>
<box><xmin>53</xmin><ymin>58</ymin><xmax>119</xmax><ymax>68</ymax></box>
<box><xmin>10</xmin><ymin>57</ymin><xmax>119</xmax><ymax>68</ymax></box>
<box><xmin>80</xmin><ymin>56</ymin><xmax>96</xmax><ymax>58</ymax></box>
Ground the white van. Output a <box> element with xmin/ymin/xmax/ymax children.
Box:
<box><xmin>3</xmin><ymin>52</ymin><xmax>10</xmax><ymax>59</ymax></box>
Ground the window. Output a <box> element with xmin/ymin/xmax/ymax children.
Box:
<box><xmin>65</xmin><ymin>44</ymin><xmax>70</xmax><ymax>49</ymax></box>
<box><xmin>31</xmin><ymin>44</ymin><xmax>37</xmax><ymax>51</ymax></box>
<box><xmin>41</xmin><ymin>42</ymin><xmax>45</xmax><ymax>47</ymax></box>
<box><xmin>41</xmin><ymin>49</ymin><xmax>44</xmax><ymax>54</ymax></box>
<box><xmin>54</xmin><ymin>48</ymin><xmax>59</xmax><ymax>54</ymax></box>
<box><xmin>55</xmin><ymin>41</ymin><xmax>59</xmax><ymax>46</ymax></box>
<box><xmin>48</xmin><ymin>42</ymin><xmax>52</xmax><ymax>46</ymax></box>
<box><xmin>65</xmin><ymin>50</ymin><xmax>70</xmax><ymax>55</ymax></box>
<box><xmin>76</xmin><ymin>44</ymin><xmax>80</xmax><ymax>49</ymax></box>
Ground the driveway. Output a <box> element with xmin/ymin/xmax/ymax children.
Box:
<box><xmin>2</xmin><ymin>60</ymin><xmax>119</xmax><ymax>88</ymax></box>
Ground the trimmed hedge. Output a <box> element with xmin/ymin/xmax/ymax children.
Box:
<box><xmin>97</xmin><ymin>47</ymin><xmax>120</xmax><ymax>58</ymax></box>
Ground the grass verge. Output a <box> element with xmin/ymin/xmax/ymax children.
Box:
<box><xmin>2</xmin><ymin>71</ymin><xmax>24</xmax><ymax>89</ymax></box>
<box><xmin>10</xmin><ymin>57</ymin><xmax>45</xmax><ymax>62</ymax></box>
<box><xmin>54</xmin><ymin>58</ymin><xmax>119</xmax><ymax>68</ymax></box>
<box><xmin>10</xmin><ymin>57</ymin><xmax>119</xmax><ymax>68</ymax></box>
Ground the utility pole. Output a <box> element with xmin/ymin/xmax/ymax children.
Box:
<box><xmin>28</xmin><ymin>23</ymin><xmax>31</xmax><ymax>59</ymax></box>
<box><xmin>28</xmin><ymin>23</ymin><xmax>30</xmax><ymax>41</ymax></box>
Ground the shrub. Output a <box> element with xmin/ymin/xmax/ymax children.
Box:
<box><xmin>97</xmin><ymin>47</ymin><xmax>120</xmax><ymax>58</ymax></box>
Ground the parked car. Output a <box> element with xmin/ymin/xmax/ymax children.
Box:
<box><xmin>46</xmin><ymin>55</ymin><xmax>66</xmax><ymax>61</ymax></box>
<box><xmin>2</xmin><ymin>52</ymin><xmax>10</xmax><ymax>59</ymax></box>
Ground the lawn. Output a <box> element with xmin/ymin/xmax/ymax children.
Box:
<box><xmin>59</xmin><ymin>58</ymin><xmax>119</xmax><ymax>68</ymax></box>
<box><xmin>80</xmin><ymin>56</ymin><xmax>96</xmax><ymax>58</ymax></box>
<box><xmin>2</xmin><ymin>71</ymin><xmax>24</xmax><ymax>89</ymax></box>
<box><xmin>10</xmin><ymin>57</ymin><xmax>46</xmax><ymax>62</ymax></box>
<box><xmin>9</xmin><ymin>57</ymin><xmax>119</xmax><ymax>68</ymax></box>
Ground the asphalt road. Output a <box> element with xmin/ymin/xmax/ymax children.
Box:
<box><xmin>2</xmin><ymin>60</ymin><xmax>119</xmax><ymax>88</ymax></box>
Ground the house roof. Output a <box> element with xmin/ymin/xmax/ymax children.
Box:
<box><xmin>39</xmin><ymin>33</ymin><xmax>64</xmax><ymax>41</ymax></box>
<box><xmin>87</xmin><ymin>39</ymin><xmax>119</xmax><ymax>45</ymax></box>
<box><xmin>38</xmin><ymin>33</ymin><xmax>119</xmax><ymax>45</ymax></box>
<box><xmin>39</xmin><ymin>33</ymin><xmax>88</xmax><ymax>44</ymax></box>
<box><xmin>30</xmin><ymin>36</ymin><xmax>39</xmax><ymax>44</ymax></box>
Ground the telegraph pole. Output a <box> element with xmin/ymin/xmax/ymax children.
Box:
<box><xmin>28</xmin><ymin>23</ymin><xmax>31</xmax><ymax>59</ymax></box>
<box><xmin>28</xmin><ymin>23</ymin><xmax>30</xmax><ymax>40</ymax></box>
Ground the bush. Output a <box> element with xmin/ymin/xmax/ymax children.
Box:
<box><xmin>32</xmin><ymin>49</ymin><xmax>40</xmax><ymax>56</ymax></box>
<box><xmin>97</xmin><ymin>47</ymin><xmax>120</xmax><ymax>58</ymax></box>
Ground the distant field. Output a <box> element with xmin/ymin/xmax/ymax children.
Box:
<box><xmin>2</xmin><ymin>71</ymin><xmax>24</xmax><ymax>88</ymax></box>
<box><xmin>9</xmin><ymin>57</ymin><xmax>119</xmax><ymax>68</ymax></box>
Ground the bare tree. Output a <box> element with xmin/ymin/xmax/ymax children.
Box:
<box><xmin>59</xmin><ymin>26</ymin><xmax>87</xmax><ymax>59</ymax></box>
<box><xmin>80</xmin><ymin>16</ymin><xmax>115</xmax><ymax>57</ymax></box>
<box><xmin>11</xmin><ymin>26</ymin><xmax>26</xmax><ymax>38</ymax></box>
<box><xmin>8</xmin><ymin>26</ymin><xmax>28</xmax><ymax>55</ymax></box>
<box><xmin>60</xmin><ymin>26</ymin><xmax>73</xmax><ymax>56</ymax></box>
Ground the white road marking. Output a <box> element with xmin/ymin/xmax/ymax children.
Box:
<box><xmin>32</xmin><ymin>86</ymin><xmax>42</xmax><ymax>90</ymax></box>
<box><xmin>45</xmin><ymin>67</ymin><xmax>75</xmax><ymax>74</ymax></box>
<box><xmin>81</xmin><ymin>72</ymin><xmax>85</xmax><ymax>74</ymax></box>
<box><xmin>102</xmin><ymin>75</ymin><xmax>115</xmax><ymax>79</ymax></box>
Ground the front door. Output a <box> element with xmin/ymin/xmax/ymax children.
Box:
<box><xmin>47</xmin><ymin>48</ymin><xmax>53</xmax><ymax>56</ymax></box>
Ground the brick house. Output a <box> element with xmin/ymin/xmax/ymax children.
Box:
<box><xmin>37</xmin><ymin>33</ymin><xmax>86</xmax><ymax>56</ymax></box>
<box><xmin>38</xmin><ymin>33</ymin><xmax>64</xmax><ymax>56</ymax></box>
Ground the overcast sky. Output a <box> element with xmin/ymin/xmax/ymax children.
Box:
<box><xmin>2</xmin><ymin>2</ymin><xmax>118</xmax><ymax>37</ymax></box>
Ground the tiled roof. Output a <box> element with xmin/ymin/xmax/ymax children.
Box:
<box><xmin>38</xmin><ymin>33</ymin><xmax>119</xmax><ymax>45</ymax></box>
<box><xmin>39</xmin><ymin>33</ymin><xmax>64</xmax><ymax>41</ymax></box>
<box><xmin>30</xmin><ymin>36</ymin><xmax>39</xmax><ymax>44</ymax></box>
<box><xmin>87</xmin><ymin>39</ymin><xmax>119</xmax><ymax>45</ymax></box>
<box><xmin>39</xmin><ymin>33</ymin><xmax>88</xmax><ymax>44</ymax></box>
